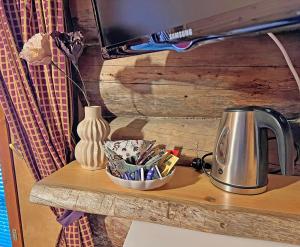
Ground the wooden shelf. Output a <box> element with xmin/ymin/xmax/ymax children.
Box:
<box><xmin>30</xmin><ymin>161</ymin><xmax>300</xmax><ymax>245</ymax></box>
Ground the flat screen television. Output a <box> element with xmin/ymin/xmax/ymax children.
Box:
<box><xmin>92</xmin><ymin>0</ymin><xmax>300</xmax><ymax>60</ymax></box>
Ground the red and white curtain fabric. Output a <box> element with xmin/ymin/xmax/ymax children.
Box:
<box><xmin>0</xmin><ymin>1</ymin><xmax>94</xmax><ymax>246</ymax></box>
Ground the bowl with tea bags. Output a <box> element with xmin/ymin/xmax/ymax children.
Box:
<box><xmin>104</xmin><ymin>140</ymin><xmax>179</xmax><ymax>190</ymax></box>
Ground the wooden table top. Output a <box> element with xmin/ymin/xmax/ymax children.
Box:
<box><xmin>30</xmin><ymin>161</ymin><xmax>300</xmax><ymax>245</ymax></box>
<box><xmin>32</xmin><ymin>161</ymin><xmax>300</xmax><ymax>216</ymax></box>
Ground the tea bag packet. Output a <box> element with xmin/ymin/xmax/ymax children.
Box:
<box><xmin>104</xmin><ymin>140</ymin><xmax>178</xmax><ymax>181</ymax></box>
<box><xmin>136</xmin><ymin>142</ymin><xmax>155</xmax><ymax>165</ymax></box>
<box><xmin>105</xmin><ymin>140</ymin><xmax>155</xmax><ymax>161</ymax></box>
<box><xmin>125</xmin><ymin>156</ymin><xmax>137</xmax><ymax>165</ymax></box>
<box><xmin>104</xmin><ymin>140</ymin><xmax>158</xmax><ymax>179</ymax></box>
<box><xmin>109</xmin><ymin>159</ymin><xmax>143</xmax><ymax>176</ymax></box>
<box><xmin>158</xmin><ymin>153</ymin><xmax>179</xmax><ymax>176</ymax></box>
<box><xmin>146</xmin><ymin>165</ymin><xmax>162</xmax><ymax>180</ymax></box>
<box><xmin>103</xmin><ymin>146</ymin><xmax>123</xmax><ymax>161</ymax></box>
<box><xmin>107</xmin><ymin>163</ymin><xmax>122</xmax><ymax>178</ymax></box>
<box><xmin>137</xmin><ymin>150</ymin><xmax>155</xmax><ymax>166</ymax></box>
<box><xmin>144</xmin><ymin>149</ymin><xmax>166</xmax><ymax>169</ymax></box>
<box><xmin>123</xmin><ymin>168</ymin><xmax>145</xmax><ymax>181</ymax></box>
<box><xmin>107</xmin><ymin>159</ymin><xmax>128</xmax><ymax>178</ymax></box>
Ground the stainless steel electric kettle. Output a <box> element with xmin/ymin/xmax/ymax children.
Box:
<box><xmin>210</xmin><ymin>106</ymin><xmax>295</xmax><ymax>195</ymax></box>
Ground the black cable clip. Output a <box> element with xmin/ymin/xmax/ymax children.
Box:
<box><xmin>191</xmin><ymin>152</ymin><xmax>213</xmax><ymax>174</ymax></box>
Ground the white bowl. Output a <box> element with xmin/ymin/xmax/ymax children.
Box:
<box><xmin>106</xmin><ymin>169</ymin><xmax>176</xmax><ymax>190</ymax></box>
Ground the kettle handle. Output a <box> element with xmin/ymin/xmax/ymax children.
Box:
<box><xmin>255</xmin><ymin>107</ymin><xmax>294</xmax><ymax>175</ymax></box>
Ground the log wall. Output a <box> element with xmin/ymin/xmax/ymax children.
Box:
<box><xmin>70</xmin><ymin>1</ymin><xmax>300</xmax><ymax>246</ymax></box>
<box><xmin>71</xmin><ymin>0</ymin><xmax>300</xmax><ymax>166</ymax></box>
<box><xmin>80</xmin><ymin>39</ymin><xmax>300</xmax><ymax>118</ymax></box>
<box><xmin>71</xmin><ymin>1</ymin><xmax>300</xmax><ymax>119</ymax></box>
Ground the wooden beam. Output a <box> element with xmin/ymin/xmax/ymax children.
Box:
<box><xmin>78</xmin><ymin>33</ymin><xmax>300</xmax><ymax>118</ymax></box>
<box><xmin>30</xmin><ymin>161</ymin><xmax>300</xmax><ymax>245</ymax></box>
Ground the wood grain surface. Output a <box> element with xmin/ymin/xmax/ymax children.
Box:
<box><xmin>79</xmin><ymin>38</ymin><xmax>300</xmax><ymax>117</ymax></box>
<box><xmin>30</xmin><ymin>161</ymin><xmax>300</xmax><ymax>245</ymax></box>
<box><xmin>67</xmin><ymin>1</ymin><xmax>300</xmax><ymax>245</ymax></box>
<box><xmin>71</xmin><ymin>0</ymin><xmax>300</xmax><ymax>118</ymax></box>
<box><xmin>109</xmin><ymin>117</ymin><xmax>218</xmax><ymax>164</ymax></box>
<box><xmin>88</xmin><ymin>214</ymin><xmax>131</xmax><ymax>247</ymax></box>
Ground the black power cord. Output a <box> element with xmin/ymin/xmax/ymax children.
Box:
<box><xmin>191</xmin><ymin>152</ymin><xmax>212</xmax><ymax>173</ymax></box>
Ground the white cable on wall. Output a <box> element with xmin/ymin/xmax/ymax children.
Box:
<box><xmin>267</xmin><ymin>32</ymin><xmax>300</xmax><ymax>94</ymax></box>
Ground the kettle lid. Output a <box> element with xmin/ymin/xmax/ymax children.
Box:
<box><xmin>225</xmin><ymin>106</ymin><xmax>267</xmax><ymax>112</ymax></box>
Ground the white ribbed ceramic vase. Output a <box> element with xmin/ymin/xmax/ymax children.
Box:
<box><xmin>75</xmin><ymin>106</ymin><xmax>110</xmax><ymax>170</ymax></box>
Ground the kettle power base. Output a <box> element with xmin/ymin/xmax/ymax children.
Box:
<box><xmin>210</xmin><ymin>177</ymin><xmax>267</xmax><ymax>195</ymax></box>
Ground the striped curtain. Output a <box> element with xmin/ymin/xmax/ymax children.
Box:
<box><xmin>0</xmin><ymin>1</ymin><xmax>94</xmax><ymax>246</ymax></box>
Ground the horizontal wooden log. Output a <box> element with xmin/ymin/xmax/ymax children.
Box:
<box><xmin>109</xmin><ymin>116</ymin><xmax>300</xmax><ymax>170</ymax></box>
<box><xmin>109</xmin><ymin>117</ymin><xmax>219</xmax><ymax>165</ymax></box>
<box><xmin>72</xmin><ymin>0</ymin><xmax>300</xmax><ymax>119</ymax></box>
<box><xmin>85</xmin><ymin>66</ymin><xmax>300</xmax><ymax>118</ymax></box>
<box><xmin>78</xmin><ymin>32</ymin><xmax>300</xmax><ymax>118</ymax></box>
<box><xmin>30</xmin><ymin>162</ymin><xmax>300</xmax><ymax>245</ymax></box>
